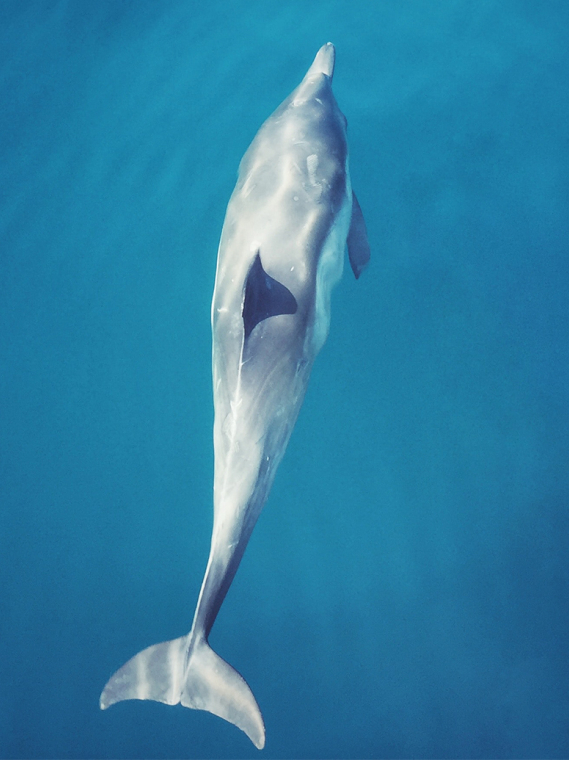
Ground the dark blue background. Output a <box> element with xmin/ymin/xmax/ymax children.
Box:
<box><xmin>1</xmin><ymin>1</ymin><xmax>568</xmax><ymax>757</ymax></box>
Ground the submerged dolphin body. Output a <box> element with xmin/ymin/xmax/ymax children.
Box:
<box><xmin>100</xmin><ymin>43</ymin><xmax>370</xmax><ymax>749</ymax></box>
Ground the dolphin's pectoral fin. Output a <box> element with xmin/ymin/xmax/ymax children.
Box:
<box><xmin>347</xmin><ymin>191</ymin><xmax>371</xmax><ymax>279</ymax></box>
<box><xmin>243</xmin><ymin>252</ymin><xmax>298</xmax><ymax>339</ymax></box>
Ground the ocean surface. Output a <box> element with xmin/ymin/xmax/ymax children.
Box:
<box><xmin>1</xmin><ymin>1</ymin><xmax>568</xmax><ymax>758</ymax></box>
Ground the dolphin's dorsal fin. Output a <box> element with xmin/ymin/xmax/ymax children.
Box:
<box><xmin>242</xmin><ymin>252</ymin><xmax>298</xmax><ymax>339</ymax></box>
<box><xmin>347</xmin><ymin>192</ymin><xmax>370</xmax><ymax>279</ymax></box>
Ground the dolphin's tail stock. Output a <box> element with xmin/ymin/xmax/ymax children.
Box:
<box><xmin>100</xmin><ymin>635</ymin><xmax>265</xmax><ymax>749</ymax></box>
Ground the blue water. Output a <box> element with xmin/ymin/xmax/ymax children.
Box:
<box><xmin>1</xmin><ymin>1</ymin><xmax>568</xmax><ymax>757</ymax></box>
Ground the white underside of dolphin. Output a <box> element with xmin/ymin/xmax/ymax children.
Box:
<box><xmin>100</xmin><ymin>42</ymin><xmax>370</xmax><ymax>749</ymax></box>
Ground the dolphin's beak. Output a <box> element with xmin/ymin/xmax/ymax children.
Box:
<box><xmin>305</xmin><ymin>42</ymin><xmax>335</xmax><ymax>81</ymax></box>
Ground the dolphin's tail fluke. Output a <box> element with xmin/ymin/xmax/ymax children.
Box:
<box><xmin>100</xmin><ymin>635</ymin><xmax>265</xmax><ymax>749</ymax></box>
<box><xmin>182</xmin><ymin>638</ymin><xmax>265</xmax><ymax>749</ymax></box>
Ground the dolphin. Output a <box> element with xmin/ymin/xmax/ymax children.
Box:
<box><xmin>100</xmin><ymin>42</ymin><xmax>370</xmax><ymax>749</ymax></box>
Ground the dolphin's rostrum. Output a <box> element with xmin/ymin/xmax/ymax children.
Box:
<box><xmin>100</xmin><ymin>42</ymin><xmax>370</xmax><ymax>749</ymax></box>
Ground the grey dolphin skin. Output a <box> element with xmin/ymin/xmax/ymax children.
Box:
<box><xmin>100</xmin><ymin>42</ymin><xmax>370</xmax><ymax>749</ymax></box>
